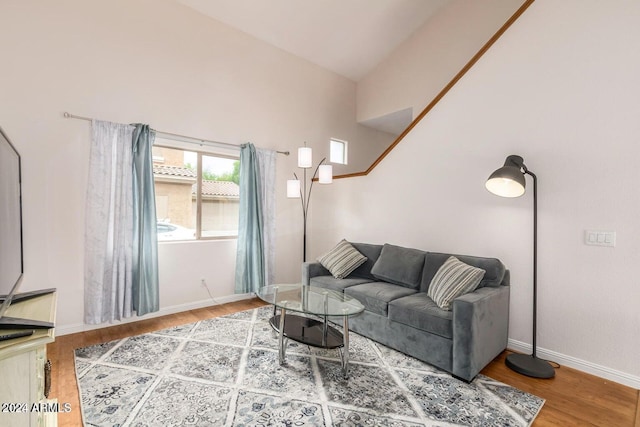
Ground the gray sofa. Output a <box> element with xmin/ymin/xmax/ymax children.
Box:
<box><xmin>303</xmin><ymin>242</ymin><xmax>510</xmax><ymax>381</ymax></box>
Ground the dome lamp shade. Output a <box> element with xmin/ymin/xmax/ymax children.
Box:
<box><xmin>485</xmin><ymin>155</ymin><xmax>526</xmax><ymax>197</ymax></box>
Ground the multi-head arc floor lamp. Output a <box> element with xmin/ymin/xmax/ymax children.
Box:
<box><xmin>287</xmin><ymin>143</ymin><xmax>332</xmax><ymax>262</ymax></box>
<box><xmin>485</xmin><ymin>154</ymin><xmax>555</xmax><ymax>379</ymax></box>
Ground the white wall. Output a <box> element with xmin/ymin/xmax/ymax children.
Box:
<box><xmin>0</xmin><ymin>0</ymin><xmax>392</xmax><ymax>333</ymax></box>
<box><xmin>357</xmin><ymin>0</ymin><xmax>524</xmax><ymax>124</ymax></box>
<box><xmin>312</xmin><ymin>0</ymin><xmax>640</xmax><ymax>388</ymax></box>
<box><xmin>3</xmin><ymin>0</ymin><xmax>638</xmax><ymax>389</ymax></box>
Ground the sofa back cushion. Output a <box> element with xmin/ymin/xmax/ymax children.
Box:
<box><xmin>371</xmin><ymin>244</ymin><xmax>426</xmax><ymax>289</ymax></box>
<box><xmin>349</xmin><ymin>242</ymin><xmax>383</xmax><ymax>280</ymax></box>
<box><xmin>420</xmin><ymin>252</ymin><xmax>506</xmax><ymax>293</ymax></box>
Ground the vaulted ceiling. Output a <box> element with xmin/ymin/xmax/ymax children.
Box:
<box><xmin>175</xmin><ymin>0</ymin><xmax>450</xmax><ymax>81</ymax></box>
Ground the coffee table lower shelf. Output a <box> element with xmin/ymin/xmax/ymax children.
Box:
<box><xmin>268</xmin><ymin>311</ymin><xmax>352</xmax><ymax>377</ymax></box>
<box><xmin>269</xmin><ymin>314</ymin><xmax>343</xmax><ymax>349</ymax></box>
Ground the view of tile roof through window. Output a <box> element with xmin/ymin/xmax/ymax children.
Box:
<box><xmin>198</xmin><ymin>180</ymin><xmax>239</xmax><ymax>197</ymax></box>
<box><xmin>154</xmin><ymin>165</ymin><xmax>239</xmax><ymax>197</ymax></box>
<box><xmin>153</xmin><ymin>164</ymin><xmax>196</xmax><ymax>178</ymax></box>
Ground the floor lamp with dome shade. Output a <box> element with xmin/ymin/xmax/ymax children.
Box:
<box><xmin>485</xmin><ymin>155</ymin><xmax>555</xmax><ymax>379</ymax></box>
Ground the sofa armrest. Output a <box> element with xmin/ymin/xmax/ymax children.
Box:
<box><xmin>302</xmin><ymin>262</ymin><xmax>330</xmax><ymax>286</ymax></box>
<box><xmin>452</xmin><ymin>285</ymin><xmax>510</xmax><ymax>381</ymax></box>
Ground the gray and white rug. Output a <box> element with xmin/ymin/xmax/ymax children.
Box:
<box><xmin>75</xmin><ymin>306</ymin><xmax>544</xmax><ymax>426</ymax></box>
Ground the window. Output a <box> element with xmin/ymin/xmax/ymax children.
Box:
<box><xmin>330</xmin><ymin>138</ymin><xmax>348</xmax><ymax>165</ymax></box>
<box><xmin>152</xmin><ymin>145</ymin><xmax>240</xmax><ymax>241</ymax></box>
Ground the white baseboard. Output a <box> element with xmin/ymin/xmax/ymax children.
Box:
<box><xmin>508</xmin><ymin>338</ymin><xmax>640</xmax><ymax>390</ymax></box>
<box><xmin>56</xmin><ymin>293</ymin><xmax>254</xmax><ymax>336</ymax></box>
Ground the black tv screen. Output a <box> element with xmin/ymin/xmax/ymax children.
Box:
<box><xmin>0</xmin><ymin>126</ymin><xmax>23</xmax><ymax>317</ymax></box>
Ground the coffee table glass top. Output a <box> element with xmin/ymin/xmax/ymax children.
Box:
<box><xmin>257</xmin><ymin>284</ymin><xmax>364</xmax><ymax>317</ymax></box>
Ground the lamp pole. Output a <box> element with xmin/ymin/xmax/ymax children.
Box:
<box><xmin>293</xmin><ymin>159</ymin><xmax>327</xmax><ymax>262</ymax></box>
<box><xmin>525</xmin><ymin>168</ymin><xmax>538</xmax><ymax>359</ymax></box>
<box><xmin>287</xmin><ymin>148</ymin><xmax>332</xmax><ymax>262</ymax></box>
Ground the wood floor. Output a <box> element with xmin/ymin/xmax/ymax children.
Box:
<box><xmin>47</xmin><ymin>298</ymin><xmax>639</xmax><ymax>426</ymax></box>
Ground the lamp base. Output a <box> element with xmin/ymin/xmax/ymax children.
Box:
<box><xmin>505</xmin><ymin>353</ymin><xmax>555</xmax><ymax>379</ymax></box>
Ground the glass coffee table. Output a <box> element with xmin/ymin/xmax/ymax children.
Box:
<box><xmin>257</xmin><ymin>284</ymin><xmax>364</xmax><ymax>377</ymax></box>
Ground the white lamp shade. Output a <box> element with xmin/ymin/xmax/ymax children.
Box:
<box><xmin>287</xmin><ymin>179</ymin><xmax>301</xmax><ymax>198</ymax></box>
<box><xmin>298</xmin><ymin>147</ymin><xmax>312</xmax><ymax>168</ymax></box>
<box><xmin>318</xmin><ymin>164</ymin><xmax>333</xmax><ymax>184</ymax></box>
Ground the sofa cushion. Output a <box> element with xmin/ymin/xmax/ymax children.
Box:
<box><xmin>420</xmin><ymin>252</ymin><xmax>506</xmax><ymax>292</ymax></box>
<box><xmin>427</xmin><ymin>256</ymin><xmax>485</xmax><ymax>311</ymax></box>
<box><xmin>345</xmin><ymin>282</ymin><xmax>417</xmax><ymax>316</ymax></box>
<box><xmin>310</xmin><ymin>275</ymin><xmax>373</xmax><ymax>293</ymax></box>
<box><xmin>349</xmin><ymin>242</ymin><xmax>383</xmax><ymax>280</ymax></box>
<box><xmin>370</xmin><ymin>244</ymin><xmax>426</xmax><ymax>289</ymax></box>
<box><xmin>388</xmin><ymin>293</ymin><xmax>453</xmax><ymax>339</ymax></box>
<box><xmin>317</xmin><ymin>239</ymin><xmax>368</xmax><ymax>279</ymax></box>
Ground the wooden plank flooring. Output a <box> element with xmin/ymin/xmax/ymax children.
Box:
<box><xmin>47</xmin><ymin>298</ymin><xmax>639</xmax><ymax>426</ymax></box>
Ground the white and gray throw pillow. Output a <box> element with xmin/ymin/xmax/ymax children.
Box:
<box><xmin>318</xmin><ymin>239</ymin><xmax>368</xmax><ymax>279</ymax></box>
<box><xmin>428</xmin><ymin>256</ymin><xmax>485</xmax><ymax>311</ymax></box>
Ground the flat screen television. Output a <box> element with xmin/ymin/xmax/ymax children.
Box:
<box><xmin>0</xmin><ymin>126</ymin><xmax>54</xmax><ymax>331</ymax></box>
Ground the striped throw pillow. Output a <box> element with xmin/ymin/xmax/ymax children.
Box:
<box><xmin>428</xmin><ymin>256</ymin><xmax>486</xmax><ymax>311</ymax></box>
<box><xmin>318</xmin><ymin>240</ymin><xmax>368</xmax><ymax>279</ymax></box>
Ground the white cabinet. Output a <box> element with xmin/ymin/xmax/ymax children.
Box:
<box><xmin>0</xmin><ymin>292</ymin><xmax>57</xmax><ymax>427</ymax></box>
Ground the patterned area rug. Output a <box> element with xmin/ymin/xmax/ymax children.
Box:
<box><xmin>75</xmin><ymin>306</ymin><xmax>544</xmax><ymax>426</ymax></box>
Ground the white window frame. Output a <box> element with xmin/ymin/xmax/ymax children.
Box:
<box><xmin>330</xmin><ymin>138</ymin><xmax>348</xmax><ymax>165</ymax></box>
<box><xmin>153</xmin><ymin>139</ymin><xmax>240</xmax><ymax>242</ymax></box>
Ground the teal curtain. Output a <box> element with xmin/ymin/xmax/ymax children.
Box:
<box><xmin>235</xmin><ymin>143</ymin><xmax>265</xmax><ymax>293</ymax></box>
<box><xmin>131</xmin><ymin>124</ymin><xmax>159</xmax><ymax>316</ymax></box>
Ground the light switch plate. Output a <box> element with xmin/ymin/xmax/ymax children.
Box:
<box><xmin>584</xmin><ymin>230</ymin><xmax>616</xmax><ymax>247</ymax></box>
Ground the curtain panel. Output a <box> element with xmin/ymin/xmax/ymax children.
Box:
<box><xmin>85</xmin><ymin>120</ymin><xmax>135</xmax><ymax>324</ymax></box>
<box><xmin>235</xmin><ymin>143</ymin><xmax>276</xmax><ymax>294</ymax></box>
<box><xmin>131</xmin><ymin>124</ymin><xmax>159</xmax><ymax>316</ymax></box>
<box><xmin>84</xmin><ymin>120</ymin><xmax>159</xmax><ymax>324</ymax></box>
